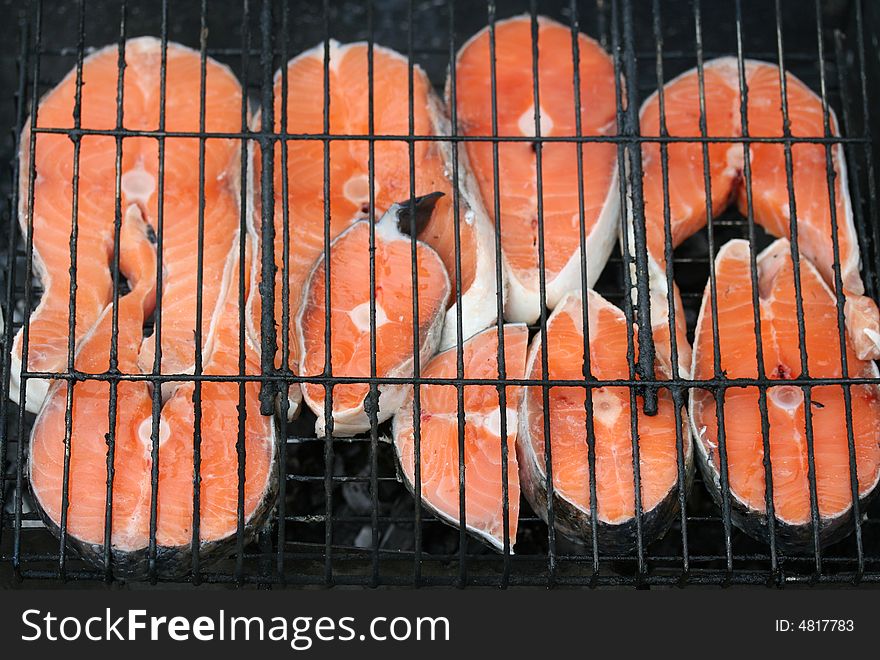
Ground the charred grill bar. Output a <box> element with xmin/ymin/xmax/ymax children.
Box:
<box><xmin>1</xmin><ymin>0</ymin><xmax>879</xmax><ymax>587</ymax></box>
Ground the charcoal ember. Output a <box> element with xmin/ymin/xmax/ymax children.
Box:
<box><xmin>353</xmin><ymin>527</ymin><xmax>373</xmax><ymax>549</ymax></box>
<box><xmin>342</xmin><ymin>467</ymin><xmax>374</xmax><ymax>515</ymax></box>
<box><xmin>380</xmin><ymin>497</ymin><xmax>415</xmax><ymax>552</ymax></box>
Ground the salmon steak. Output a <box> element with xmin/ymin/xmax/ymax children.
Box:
<box><xmin>297</xmin><ymin>194</ymin><xmax>450</xmax><ymax>437</ymax></box>
<box><xmin>392</xmin><ymin>324</ymin><xmax>528</xmax><ymax>552</ymax></box>
<box><xmin>690</xmin><ymin>239</ymin><xmax>880</xmax><ymax>549</ymax></box>
<box><xmin>29</xmin><ymin>210</ymin><xmax>275</xmax><ymax>575</ymax></box>
<box><xmin>634</xmin><ymin>57</ymin><xmax>880</xmax><ymax>367</ymax></box>
<box><xmin>249</xmin><ymin>40</ymin><xmax>499</xmax><ymax>419</ymax></box>
<box><xmin>23</xmin><ymin>40</ymin><xmax>275</xmax><ymax>576</ymax></box>
<box><xmin>149</xmin><ymin>241</ymin><xmax>276</xmax><ymax>558</ymax></box>
<box><xmin>452</xmin><ymin>14</ymin><xmax>619</xmax><ymax>324</ymax></box>
<box><xmin>14</xmin><ymin>37</ymin><xmax>246</xmax><ymax>412</ymax></box>
<box><xmin>519</xmin><ymin>290</ymin><xmax>691</xmax><ymax>551</ymax></box>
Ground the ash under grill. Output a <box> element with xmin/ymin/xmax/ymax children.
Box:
<box><xmin>2</xmin><ymin>0</ymin><xmax>880</xmax><ymax>587</ymax></box>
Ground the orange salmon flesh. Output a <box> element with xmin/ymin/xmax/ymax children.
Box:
<box><xmin>14</xmin><ymin>19</ymin><xmax>880</xmax><ymax>565</ymax></box>
<box><xmin>691</xmin><ymin>239</ymin><xmax>880</xmax><ymax>529</ymax></box>
<box><xmin>519</xmin><ymin>290</ymin><xmax>690</xmax><ymax>546</ymax></box>
<box><xmin>637</xmin><ymin>57</ymin><xmax>880</xmax><ymax>363</ymax></box>
<box><xmin>453</xmin><ymin>14</ymin><xmax>619</xmax><ymax>325</ymax></box>
<box><xmin>297</xmin><ymin>205</ymin><xmax>450</xmax><ymax>437</ymax></box>
<box><xmin>249</xmin><ymin>39</ymin><xmax>500</xmax><ymax>423</ymax></box>
<box><xmin>23</xmin><ymin>39</ymin><xmax>274</xmax><ymax>569</ymax></box>
<box><xmin>393</xmin><ymin>324</ymin><xmax>528</xmax><ymax>550</ymax></box>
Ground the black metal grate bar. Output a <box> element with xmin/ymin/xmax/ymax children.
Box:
<box><xmin>650</xmin><ymin>0</ymin><xmax>690</xmax><ymax>583</ymax></box>
<box><xmin>609</xmin><ymin>0</ymin><xmax>645</xmax><ymax>580</ymax></box>
<box><xmin>834</xmin><ymin>19</ymin><xmax>871</xmax><ymax>581</ymax></box>
<box><xmin>234</xmin><ymin>0</ymin><xmax>253</xmax><ymax>586</ymax></box>
<box><xmin>0</xmin><ymin>10</ymin><xmax>29</xmax><ymax>570</ymax></box>
<box><xmin>773</xmin><ymin>0</ymin><xmax>824</xmax><ymax>572</ymax></box>
<box><xmin>146</xmin><ymin>0</ymin><xmax>169</xmax><ymax>584</ymax></box>
<box><xmin>483</xmin><ymin>0</ymin><xmax>515</xmax><ymax>583</ymax></box>
<box><xmin>14</xmin><ymin>0</ymin><xmax>43</xmax><ymax>580</ymax></box>
<box><xmin>0</xmin><ymin>8</ymin><xmax>30</xmax><ymax>561</ymax></box>
<box><xmin>447</xmin><ymin>0</ymin><xmax>474</xmax><ymax>587</ymax></box>
<box><xmin>526</xmin><ymin>0</ymin><xmax>557</xmax><ymax>585</ymax></box>
<box><xmin>813</xmin><ymin>0</ymin><xmax>863</xmax><ymax>579</ymax></box>
<box><xmin>54</xmin><ymin>0</ymin><xmax>85</xmax><ymax>581</ymax></box>
<box><xmin>102</xmin><ymin>0</ymin><xmax>127</xmax><ymax>582</ymax></box>
<box><xmin>257</xmin><ymin>0</ymin><xmax>277</xmax><ymax>417</ymax></box>
<box><xmin>2</xmin><ymin>0</ymin><xmax>880</xmax><ymax>589</ymax></box>
<box><xmin>853</xmin><ymin>0</ymin><xmax>880</xmax><ymax>297</ymax></box>
<box><xmin>12</xmin><ymin>370</ymin><xmax>880</xmax><ymax>387</ymax></box>
<box><xmin>404</xmin><ymin>0</ymin><xmax>422</xmax><ymax>588</ymax></box>
<box><xmin>692</xmin><ymin>0</ymin><xmax>735</xmax><ymax>577</ymax></box>
<box><xmin>320</xmin><ymin>0</ymin><xmax>335</xmax><ymax>585</ymax></box>
<box><xmin>733</xmin><ymin>0</ymin><xmax>780</xmax><ymax>581</ymax></box>
<box><xmin>365</xmin><ymin>0</ymin><xmax>380</xmax><ymax>588</ymax></box>
<box><xmin>570</xmin><ymin>0</ymin><xmax>602</xmax><ymax>582</ymax></box>
<box><xmin>24</xmin><ymin>126</ymin><xmax>870</xmax><ymax>144</ymax></box>
<box><xmin>190</xmin><ymin>0</ymin><xmax>210</xmax><ymax>584</ymax></box>
<box><xmin>275</xmin><ymin>0</ymin><xmax>290</xmax><ymax>586</ymax></box>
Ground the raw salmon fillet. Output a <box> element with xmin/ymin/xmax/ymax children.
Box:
<box><xmin>152</xmin><ymin>240</ymin><xmax>275</xmax><ymax>551</ymax></box>
<box><xmin>453</xmin><ymin>15</ymin><xmax>619</xmax><ymax>324</ymax></box>
<box><xmin>30</xmin><ymin>221</ymin><xmax>275</xmax><ymax>574</ymax></box>
<box><xmin>392</xmin><ymin>324</ymin><xmax>528</xmax><ymax>551</ymax></box>
<box><xmin>14</xmin><ymin>37</ymin><xmax>245</xmax><ymax>412</ymax></box>
<box><xmin>30</xmin><ymin>207</ymin><xmax>158</xmax><ymax>555</ymax></box>
<box><xmin>635</xmin><ymin>57</ymin><xmax>879</xmax><ymax>365</ymax></box>
<box><xmin>297</xmin><ymin>197</ymin><xmax>450</xmax><ymax>437</ymax></box>
<box><xmin>249</xmin><ymin>40</ymin><xmax>499</xmax><ymax>419</ymax></box>
<box><xmin>24</xmin><ymin>40</ymin><xmax>274</xmax><ymax>575</ymax></box>
<box><xmin>691</xmin><ymin>239</ymin><xmax>880</xmax><ymax>548</ymax></box>
<box><xmin>519</xmin><ymin>290</ymin><xmax>691</xmax><ymax>551</ymax></box>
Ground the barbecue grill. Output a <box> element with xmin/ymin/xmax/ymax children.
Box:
<box><xmin>1</xmin><ymin>0</ymin><xmax>879</xmax><ymax>588</ymax></box>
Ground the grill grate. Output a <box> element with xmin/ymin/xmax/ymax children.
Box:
<box><xmin>1</xmin><ymin>0</ymin><xmax>879</xmax><ymax>587</ymax></box>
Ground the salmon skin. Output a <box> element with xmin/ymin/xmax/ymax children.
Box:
<box><xmin>632</xmin><ymin>57</ymin><xmax>880</xmax><ymax>370</ymax></box>
<box><xmin>392</xmin><ymin>324</ymin><xmax>528</xmax><ymax>552</ymax></box>
<box><xmin>13</xmin><ymin>37</ymin><xmax>246</xmax><ymax>413</ymax></box>
<box><xmin>298</xmin><ymin>194</ymin><xmax>450</xmax><ymax>437</ymax></box>
<box><xmin>23</xmin><ymin>40</ymin><xmax>275</xmax><ymax>577</ymax></box>
<box><xmin>452</xmin><ymin>15</ymin><xmax>619</xmax><ymax>325</ymax></box>
<box><xmin>691</xmin><ymin>239</ymin><xmax>880</xmax><ymax>550</ymax></box>
<box><xmin>249</xmin><ymin>40</ymin><xmax>500</xmax><ymax>419</ymax></box>
<box><xmin>518</xmin><ymin>290</ymin><xmax>692</xmax><ymax>552</ymax></box>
